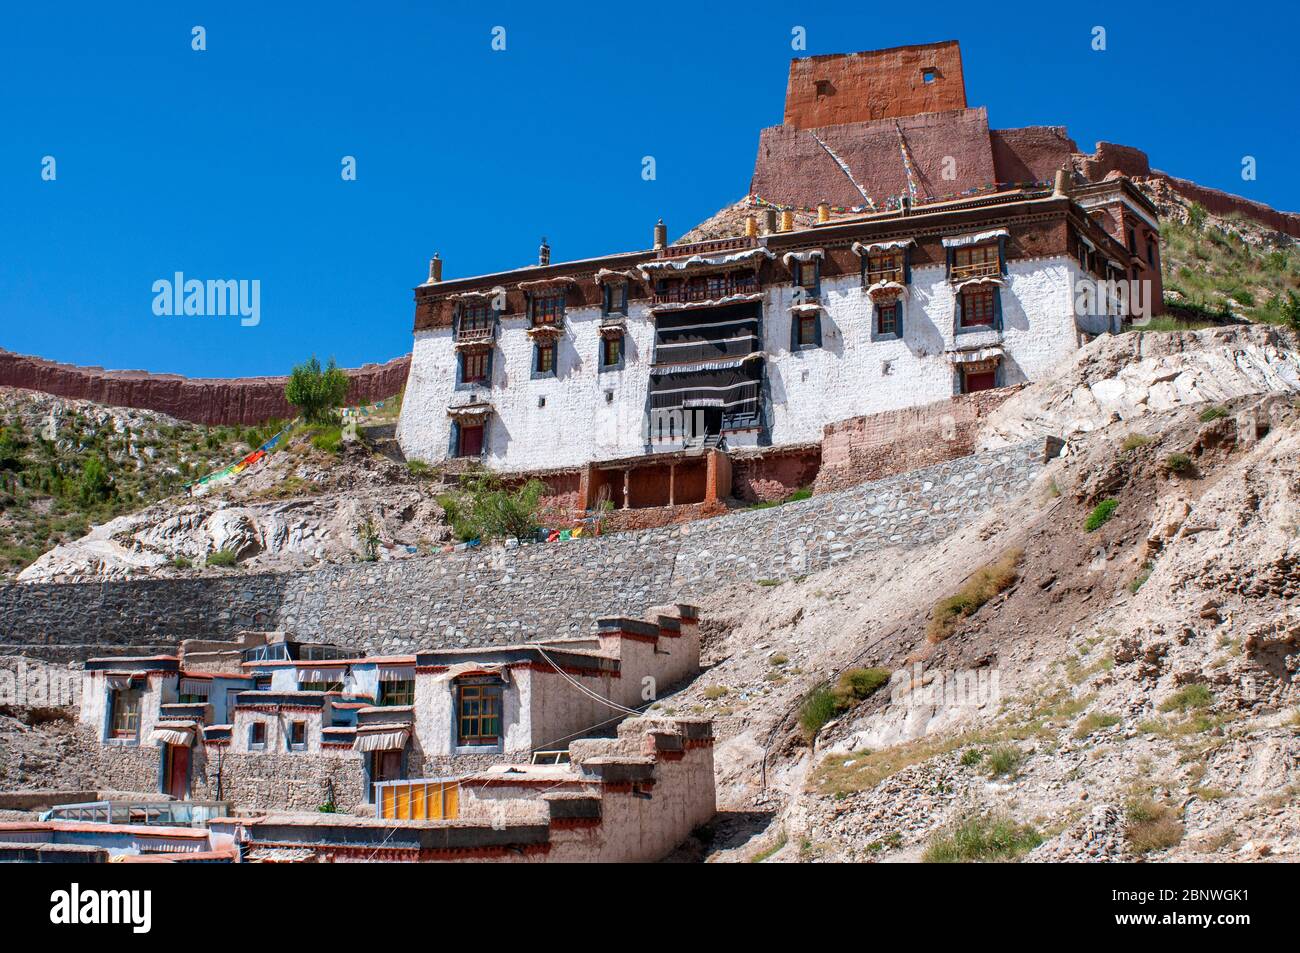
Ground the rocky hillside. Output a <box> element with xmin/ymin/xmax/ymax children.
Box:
<box><xmin>0</xmin><ymin>388</ymin><xmax>282</xmax><ymax>579</ymax></box>
<box><xmin>662</xmin><ymin>326</ymin><xmax>1300</xmax><ymax>862</ymax></box>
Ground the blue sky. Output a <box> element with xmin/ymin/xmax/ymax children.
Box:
<box><xmin>2</xmin><ymin>1</ymin><xmax>1295</xmax><ymax>377</ymax></box>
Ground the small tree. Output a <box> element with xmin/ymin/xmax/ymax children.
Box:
<box><xmin>1186</xmin><ymin>202</ymin><xmax>1207</xmax><ymax>234</ymax></box>
<box><xmin>0</xmin><ymin>422</ymin><xmax>26</xmax><ymax>472</ymax></box>
<box><xmin>78</xmin><ymin>456</ymin><xmax>112</xmax><ymax>505</ymax></box>
<box><xmin>1280</xmin><ymin>290</ymin><xmax>1300</xmax><ymax>335</ymax></box>
<box><xmin>285</xmin><ymin>355</ymin><xmax>350</xmax><ymax>424</ymax></box>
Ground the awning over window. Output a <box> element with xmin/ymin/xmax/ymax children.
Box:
<box><xmin>942</xmin><ymin>228</ymin><xmax>1009</xmax><ymax>248</ymax></box>
<box><xmin>378</xmin><ymin>666</ymin><xmax>415</xmax><ymax>683</ymax></box>
<box><xmin>638</xmin><ymin>246</ymin><xmax>772</xmax><ymax>277</ymax></box>
<box><xmin>952</xmin><ymin>275</ymin><xmax>1005</xmax><ymax>292</ymax></box>
<box><xmin>297</xmin><ymin>667</ymin><xmax>347</xmax><ymax>684</ymax></box>
<box><xmin>353</xmin><ymin>727</ymin><xmax>410</xmax><ymax>752</ymax></box>
<box><xmin>852</xmin><ymin>238</ymin><xmax>914</xmax><ymax>256</ymax></box>
<box><xmin>946</xmin><ymin>346</ymin><xmax>1004</xmax><ymax>365</ymax></box>
<box><xmin>105</xmin><ymin>673</ymin><xmax>143</xmax><ymax>690</ymax></box>
<box><xmin>149</xmin><ymin>723</ymin><xmax>195</xmax><ymax>747</ymax></box>
<box><xmin>178</xmin><ymin>678</ymin><xmax>211</xmax><ymax>697</ymax></box>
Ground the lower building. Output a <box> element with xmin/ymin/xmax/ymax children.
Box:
<box><xmin>77</xmin><ymin>607</ymin><xmax>701</xmax><ymax>814</ymax></box>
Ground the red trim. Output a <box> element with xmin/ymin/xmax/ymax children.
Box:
<box><xmin>550</xmin><ymin>818</ymin><xmax>602</xmax><ymax>830</ymax></box>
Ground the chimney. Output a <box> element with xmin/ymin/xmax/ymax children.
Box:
<box><xmin>816</xmin><ymin>201</ymin><xmax>830</xmax><ymax>224</ymax></box>
<box><xmin>762</xmin><ymin>208</ymin><xmax>778</xmax><ymax>235</ymax></box>
<box><xmin>653</xmin><ymin>219</ymin><xmax>668</xmax><ymax>250</ymax></box>
<box><xmin>1053</xmin><ymin>168</ymin><xmax>1071</xmax><ymax>198</ymax></box>
<box><xmin>744</xmin><ymin>214</ymin><xmax>758</xmax><ymax>237</ymax></box>
<box><xmin>779</xmin><ymin>209</ymin><xmax>794</xmax><ymax>232</ymax></box>
<box><xmin>427</xmin><ymin>253</ymin><xmax>442</xmax><ymax>283</ymax></box>
<box><xmin>538</xmin><ymin>237</ymin><xmax>551</xmax><ymax>266</ymax></box>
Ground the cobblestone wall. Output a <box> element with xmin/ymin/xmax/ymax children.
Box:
<box><xmin>0</xmin><ymin>440</ymin><xmax>1048</xmax><ymax>657</ymax></box>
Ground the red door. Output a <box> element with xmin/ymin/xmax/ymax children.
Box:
<box><xmin>167</xmin><ymin>745</ymin><xmax>190</xmax><ymax>799</ymax></box>
<box><xmin>458</xmin><ymin>424</ymin><xmax>484</xmax><ymax>457</ymax></box>
<box><xmin>963</xmin><ymin>370</ymin><xmax>997</xmax><ymax>393</ymax></box>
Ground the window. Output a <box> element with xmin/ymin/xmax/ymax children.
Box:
<box><xmin>1127</xmin><ymin>227</ymin><xmax>1137</xmax><ymax>253</ymax></box>
<box><xmin>534</xmin><ymin>341</ymin><xmax>556</xmax><ymax>376</ymax></box>
<box><xmin>378</xmin><ymin>680</ymin><xmax>415</xmax><ymax>707</ymax></box>
<box><xmin>460</xmin><ymin>349</ymin><xmax>489</xmax><ymax>385</ymax></box>
<box><xmin>876</xmin><ymin>299</ymin><xmax>902</xmax><ymax>337</ymax></box>
<box><xmin>1146</xmin><ymin>239</ymin><xmax>1156</xmax><ymax>267</ymax></box>
<box><xmin>249</xmin><ymin>722</ymin><xmax>267</xmax><ymax>750</ymax></box>
<box><xmin>299</xmin><ymin>680</ymin><xmax>344</xmax><ymax>694</ymax></box>
<box><xmin>959</xmin><ymin>285</ymin><xmax>997</xmax><ymax>328</ymax></box>
<box><xmin>530</xmin><ymin>293</ymin><xmax>564</xmax><ymax>326</ymax></box>
<box><xmin>601</xmin><ymin>333</ymin><xmax>623</xmax><ymax>368</ymax></box>
<box><xmin>962</xmin><ymin>367</ymin><xmax>997</xmax><ymax>393</ymax></box>
<box><xmin>253</xmin><ymin>676</ymin><xmax>272</xmax><ymax>691</ymax></box>
<box><xmin>288</xmin><ymin>721</ymin><xmax>307</xmax><ymax>751</ymax></box>
<box><xmin>456</xmin><ymin>302</ymin><xmax>494</xmax><ymax>345</ymax></box>
<box><xmin>794</xmin><ymin>311</ymin><xmax>819</xmax><ymax>348</ymax></box>
<box><xmin>456</xmin><ymin>423</ymin><xmax>484</xmax><ymax>458</ymax></box>
<box><xmin>109</xmin><ymin>688</ymin><xmax>141</xmax><ymax>739</ymax></box>
<box><xmin>793</xmin><ymin>259</ymin><xmax>820</xmax><ymax>300</ymax></box>
<box><xmin>951</xmin><ymin>244</ymin><xmax>1000</xmax><ymax>280</ymax></box>
<box><xmin>603</xmin><ymin>282</ymin><xmax>627</xmax><ymax>316</ymax></box>
<box><xmin>457</xmin><ymin>681</ymin><xmax>503</xmax><ymax>746</ymax></box>
<box><xmin>865</xmin><ymin>250</ymin><xmax>905</xmax><ymax>285</ymax></box>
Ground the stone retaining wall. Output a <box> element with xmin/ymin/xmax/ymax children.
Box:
<box><xmin>0</xmin><ymin>440</ymin><xmax>1048</xmax><ymax>658</ymax></box>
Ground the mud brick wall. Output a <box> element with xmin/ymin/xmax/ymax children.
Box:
<box><xmin>813</xmin><ymin>388</ymin><xmax>1023</xmax><ymax>495</ymax></box>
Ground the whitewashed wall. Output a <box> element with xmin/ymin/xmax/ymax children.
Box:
<box><xmin>398</xmin><ymin>256</ymin><xmax>1087</xmax><ymax>469</ymax></box>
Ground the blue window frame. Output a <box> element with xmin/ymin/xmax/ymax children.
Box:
<box><xmin>793</xmin><ymin>259</ymin><xmax>820</xmax><ymax>302</ymax></box>
<box><xmin>599</xmin><ymin>332</ymin><xmax>625</xmax><ymax>371</ymax></box>
<box><xmin>871</xmin><ymin>299</ymin><xmax>904</xmax><ymax>340</ymax></box>
<box><xmin>791</xmin><ymin>308</ymin><xmax>822</xmax><ymax>349</ymax></box>
<box><xmin>602</xmin><ymin>282</ymin><xmax>627</xmax><ymax>316</ymax></box>
<box><xmin>532</xmin><ymin>339</ymin><xmax>557</xmax><ymax>379</ymax></box>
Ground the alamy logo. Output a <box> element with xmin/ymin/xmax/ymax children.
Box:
<box><xmin>152</xmin><ymin>272</ymin><xmax>261</xmax><ymax>326</ymax></box>
<box><xmin>50</xmin><ymin>884</ymin><xmax>152</xmax><ymax>933</ymax></box>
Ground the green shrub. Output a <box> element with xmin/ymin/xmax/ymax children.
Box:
<box><xmin>205</xmin><ymin>549</ymin><xmax>237</xmax><ymax>568</ymax></box>
<box><xmin>799</xmin><ymin>686</ymin><xmax>840</xmax><ymax>741</ymax></box>
<box><xmin>77</xmin><ymin>456</ymin><xmax>112</xmax><ymax>505</ymax></box>
<box><xmin>406</xmin><ymin>460</ymin><xmax>432</xmax><ymax>478</ymax></box>
<box><xmin>702</xmin><ymin>686</ymin><xmax>729</xmax><ymax>701</ymax></box>
<box><xmin>170</xmin><ymin>556</ymin><xmax>191</xmax><ymax>569</ymax></box>
<box><xmin>1121</xmin><ymin>433</ymin><xmax>1152</xmax><ymax>452</ymax></box>
<box><xmin>1128</xmin><ymin>563</ymin><xmax>1153</xmax><ymax>593</ymax></box>
<box><xmin>1198</xmin><ymin>405</ymin><xmax>1228</xmax><ymax>422</ymax></box>
<box><xmin>927</xmin><ymin>549</ymin><xmax>1022</xmax><ymax>641</ymax></box>
<box><xmin>1084</xmin><ymin>499</ymin><xmax>1119</xmax><ymax>532</ymax></box>
<box><xmin>959</xmin><ymin>748</ymin><xmax>984</xmax><ymax>767</ymax></box>
<box><xmin>1162</xmin><ymin>452</ymin><xmax>1194</xmax><ymax>475</ymax></box>
<box><xmin>437</xmin><ymin>474</ymin><xmax>546</xmax><ymax>543</ymax></box>
<box><xmin>922</xmin><ymin>814</ymin><xmax>1042</xmax><ymax>863</ymax></box>
<box><xmin>1160</xmin><ymin>683</ymin><xmax>1214</xmax><ymax>713</ymax></box>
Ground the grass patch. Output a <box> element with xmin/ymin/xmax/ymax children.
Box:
<box><xmin>1160</xmin><ymin>683</ymin><xmax>1214</xmax><ymax>713</ymax></box>
<box><xmin>1124</xmin><ymin>796</ymin><xmax>1184</xmax><ymax>854</ymax></box>
<box><xmin>1073</xmin><ymin>712</ymin><xmax>1121</xmax><ymax>739</ymax></box>
<box><xmin>922</xmin><ymin>814</ymin><xmax>1042</xmax><ymax>863</ymax></box>
<box><xmin>205</xmin><ymin>549</ymin><xmax>237</xmax><ymax>568</ymax></box>
<box><xmin>1128</xmin><ymin>562</ymin><xmax>1153</xmax><ymax>594</ymax></box>
<box><xmin>1162</xmin><ymin>452</ymin><xmax>1194</xmax><ymax>476</ymax></box>
<box><xmin>749</xmin><ymin>830</ymin><xmax>787</xmax><ymax>863</ymax></box>
<box><xmin>768</xmin><ymin>654</ymin><xmax>788</xmax><ymax>666</ymax></box>
<box><xmin>309</xmin><ymin>425</ymin><xmax>344</xmax><ymax>454</ymax></box>
<box><xmin>702</xmin><ymin>686</ymin><xmax>729</xmax><ymax>701</ymax></box>
<box><xmin>1084</xmin><ymin>498</ymin><xmax>1119</xmax><ymax>532</ymax></box>
<box><xmin>926</xmin><ymin>548</ymin><xmax>1023</xmax><ymax>642</ymax></box>
<box><xmin>1198</xmin><ymin>405</ymin><xmax>1229</xmax><ymax>422</ymax></box>
<box><xmin>797</xmin><ymin>668</ymin><xmax>892</xmax><ymax>742</ymax></box>
<box><xmin>799</xmin><ymin>686</ymin><xmax>839</xmax><ymax>741</ymax></box>
<box><xmin>959</xmin><ymin>748</ymin><xmax>984</xmax><ymax>767</ymax></box>
<box><xmin>746</xmin><ymin>487</ymin><xmax>814</xmax><ymax>510</ymax></box>
<box><xmin>983</xmin><ymin>744</ymin><xmax>1023</xmax><ymax>778</ymax></box>
<box><xmin>1121</xmin><ymin>433</ymin><xmax>1152</xmax><ymax>451</ymax></box>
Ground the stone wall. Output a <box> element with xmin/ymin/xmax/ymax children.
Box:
<box><xmin>0</xmin><ymin>440</ymin><xmax>1048</xmax><ymax>658</ymax></box>
<box><xmin>0</xmin><ymin>349</ymin><xmax>411</xmax><ymax>426</ymax></box>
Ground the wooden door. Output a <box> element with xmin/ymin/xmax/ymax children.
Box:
<box><xmin>167</xmin><ymin>745</ymin><xmax>190</xmax><ymax>799</ymax></box>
